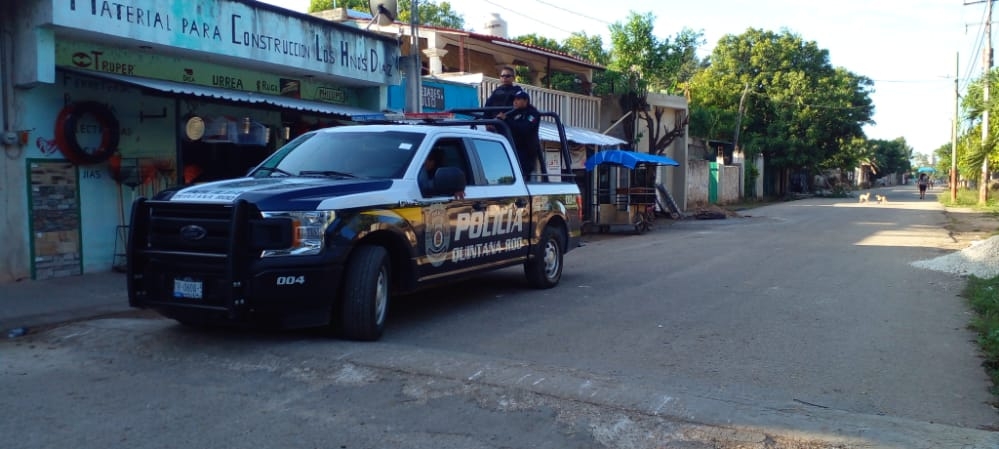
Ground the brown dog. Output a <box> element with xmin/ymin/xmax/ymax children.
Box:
<box><xmin>876</xmin><ymin>194</ymin><xmax>887</xmax><ymax>205</ymax></box>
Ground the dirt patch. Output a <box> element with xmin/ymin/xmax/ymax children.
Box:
<box><xmin>943</xmin><ymin>207</ymin><xmax>999</xmax><ymax>248</ymax></box>
<box><xmin>688</xmin><ymin>202</ymin><xmax>742</xmax><ymax>219</ymax></box>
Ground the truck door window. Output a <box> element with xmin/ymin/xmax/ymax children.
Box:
<box><xmin>469</xmin><ymin>138</ymin><xmax>516</xmax><ymax>185</ymax></box>
<box><xmin>427</xmin><ymin>138</ymin><xmax>472</xmax><ymax>180</ymax></box>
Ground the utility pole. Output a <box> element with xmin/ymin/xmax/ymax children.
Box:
<box><xmin>953</xmin><ymin>52</ymin><xmax>960</xmax><ymax>202</ymax></box>
<box><xmin>732</xmin><ymin>82</ymin><xmax>750</xmax><ymax>152</ymax></box>
<box><xmin>406</xmin><ymin>0</ymin><xmax>422</xmax><ymax>113</ymax></box>
<box><xmin>981</xmin><ymin>0</ymin><xmax>993</xmax><ymax>205</ymax></box>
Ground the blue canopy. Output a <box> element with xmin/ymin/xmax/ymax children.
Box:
<box><xmin>917</xmin><ymin>167</ymin><xmax>936</xmax><ymax>174</ymax></box>
<box><xmin>585</xmin><ymin>150</ymin><xmax>680</xmax><ymax>171</ymax></box>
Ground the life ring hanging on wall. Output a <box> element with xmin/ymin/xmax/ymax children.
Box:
<box><xmin>54</xmin><ymin>101</ymin><xmax>120</xmax><ymax>165</ymax></box>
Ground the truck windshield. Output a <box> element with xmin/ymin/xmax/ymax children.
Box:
<box><xmin>252</xmin><ymin>130</ymin><xmax>425</xmax><ymax>179</ymax></box>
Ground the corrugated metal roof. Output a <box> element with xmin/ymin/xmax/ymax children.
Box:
<box><xmin>61</xmin><ymin>68</ymin><xmax>382</xmax><ymax>119</ymax></box>
<box><xmin>539</xmin><ymin>121</ymin><xmax>626</xmax><ymax>147</ymax></box>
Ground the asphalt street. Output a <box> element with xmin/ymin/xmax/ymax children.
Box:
<box><xmin>1</xmin><ymin>186</ymin><xmax>997</xmax><ymax>448</ymax></box>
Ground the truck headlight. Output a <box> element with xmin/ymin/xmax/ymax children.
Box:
<box><xmin>260</xmin><ymin>210</ymin><xmax>336</xmax><ymax>257</ymax></box>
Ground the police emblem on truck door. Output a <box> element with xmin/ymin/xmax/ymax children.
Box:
<box><xmin>423</xmin><ymin>203</ymin><xmax>450</xmax><ymax>267</ymax></box>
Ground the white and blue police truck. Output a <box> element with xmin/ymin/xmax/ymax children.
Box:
<box><xmin>127</xmin><ymin>116</ymin><xmax>583</xmax><ymax>341</ymax></box>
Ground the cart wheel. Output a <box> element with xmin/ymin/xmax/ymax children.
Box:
<box><xmin>633</xmin><ymin>213</ymin><xmax>647</xmax><ymax>234</ymax></box>
<box><xmin>633</xmin><ymin>207</ymin><xmax>654</xmax><ymax>233</ymax></box>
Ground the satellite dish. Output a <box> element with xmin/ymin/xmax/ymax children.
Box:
<box><xmin>367</xmin><ymin>0</ymin><xmax>397</xmax><ymax>28</ymax></box>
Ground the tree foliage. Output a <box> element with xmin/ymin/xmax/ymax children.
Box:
<box><xmin>308</xmin><ymin>0</ymin><xmax>464</xmax><ymax>28</ymax></box>
<box><xmin>607</xmin><ymin>12</ymin><xmax>701</xmax><ymax>95</ymax></box>
<box><xmin>605</xmin><ymin>12</ymin><xmax>702</xmax><ymax>156</ymax></box>
<box><xmin>563</xmin><ymin>32</ymin><xmax>610</xmax><ymax>66</ymax></box>
<box><xmin>688</xmin><ymin>28</ymin><xmax>874</xmax><ymax>193</ymax></box>
<box><xmin>514</xmin><ymin>33</ymin><xmax>564</xmax><ymax>53</ymax></box>
<box><xmin>511</xmin><ymin>32</ymin><xmax>609</xmax><ymax>94</ymax></box>
<box><xmin>957</xmin><ymin>69</ymin><xmax>999</xmax><ymax>192</ymax></box>
<box><xmin>868</xmin><ymin>138</ymin><xmax>913</xmax><ymax>176</ymax></box>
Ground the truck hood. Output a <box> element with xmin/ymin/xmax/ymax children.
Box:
<box><xmin>165</xmin><ymin>177</ymin><xmax>394</xmax><ymax>210</ymax></box>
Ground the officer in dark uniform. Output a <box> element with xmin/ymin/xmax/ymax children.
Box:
<box><xmin>497</xmin><ymin>90</ymin><xmax>543</xmax><ymax>178</ymax></box>
<box><xmin>484</xmin><ymin>66</ymin><xmax>523</xmax><ymax>118</ymax></box>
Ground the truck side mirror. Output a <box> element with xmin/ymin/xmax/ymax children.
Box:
<box><xmin>431</xmin><ymin>166</ymin><xmax>466</xmax><ymax>196</ymax></box>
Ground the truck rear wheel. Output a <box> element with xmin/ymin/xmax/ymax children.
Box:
<box><xmin>524</xmin><ymin>226</ymin><xmax>564</xmax><ymax>289</ymax></box>
<box><xmin>338</xmin><ymin>245</ymin><xmax>390</xmax><ymax>341</ymax></box>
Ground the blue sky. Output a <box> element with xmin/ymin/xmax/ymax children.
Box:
<box><xmin>260</xmin><ymin>0</ymin><xmax>984</xmax><ymax>158</ymax></box>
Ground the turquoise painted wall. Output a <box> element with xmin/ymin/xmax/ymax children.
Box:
<box><xmin>387</xmin><ymin>78</ymin><xmax>479</xmax><ymax>112</ymax></box>
<box><xmin>20</xmin><ymin>71</ymin><xmax>177</xmax><ymax>273</ymax></box>
<box><xmin>21</xmin><ymin>69</ymin><xmax>295</xmax><ymax>273</ymax></box>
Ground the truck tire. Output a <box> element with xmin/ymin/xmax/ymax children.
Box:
<box><xmin>338</xmin><ymin>245</ymin><xmax>390</xmax><ymax>341</ymax></box>
<box><xmin>524</xmin><ymin>226</ymin><xmax>564</xmax><ymax>289</ymax></box>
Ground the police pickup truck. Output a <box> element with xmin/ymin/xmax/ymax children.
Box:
<box><xmin>127</xmin><ymin>116</ymin><xmax>582</xmax><ymax>341</ymax></box>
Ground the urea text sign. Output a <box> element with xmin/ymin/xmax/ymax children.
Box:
<box><xmin>53</xmin><ymin>0</ymin><xmax>400</xmax><ymax>84</ymax></box>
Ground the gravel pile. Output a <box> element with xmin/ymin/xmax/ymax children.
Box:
<box><xmin>911</xmin><ymin>235</ymin><xmax>999</xmax><ymax>278</ymax></box>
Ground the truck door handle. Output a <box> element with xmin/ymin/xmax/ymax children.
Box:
<box><xmin>473</xmin><ymin>201</ymin><xmax>486</xmax><ymax>211</ymax></box>
<box><xmin>515</xmin><ymin>198</ymin><xmax>527</xmax><ymax>208</ymax></box>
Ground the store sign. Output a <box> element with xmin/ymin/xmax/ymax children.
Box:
<box><xmin>51</xmin><ymin>0</ymin><xmax>400</xmax><ymax>85</ymax></box>
<box><xmin>315</xmin><ymin>87</ymin><xmax>346</xmax><ymax>103</ymax></box>
<box><xmin>56</xmin><ymin>41</ymin><xmax>355</xmax><ymax>105</ymax></box>
<box><xmin>421</xmin><ymin>85</ymin><xmax>445</xmax><ymax>110</ymax></box>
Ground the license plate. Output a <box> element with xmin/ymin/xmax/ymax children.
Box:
<box><xmin>173</xmin><ymin>278</ymin><xmax>203</xmax><ymax>299</ymax></box>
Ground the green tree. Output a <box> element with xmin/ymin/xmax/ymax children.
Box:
<box><xmin>932</xmin><ymin>142</ymin><xmax>956</xmax><ymax>183</ymax></box>
<box><xmin>510</xmin><ymin>33</ymin><xmax>609</xmax><ymax>94</ymax></box>
<box><xmin>563</xmin><ymin>32</ymin><xmax>609</xmax><ymax>66</ymax></box>
<box><xmin>309</xmin><ymin>0</ymin><xmax>464</xmax><ymax>28</ymax></box>
<box><xmin>687</xmin><ymin>105</ymin><xmax>736</xmax><ymax>141</ymax></box>
<box><xmin>958</xmin><ymin>68</ymin><xmax>999</xmax><ymax>201</ymax></box>
<box><xmin>819</xmin><ymin>135</ymin><xmax>867</xmax><ymax>175</ymax></box>
<box><xmin>513</xmin><ymin>33</ymin><xmax>566</xmax><ymax>53</ymax></box>
<box><xmin>870</xmin><ymin>138</ymin><xmax>913</xmax><ymax>176</ymax></box>
<box><xmin>310</xmin><ymin>0</ymin><xmax>366</xmax><ymax>13</ymax></box>
<box><xmin>688</xmin><ymin>28</ymin><xmax>874</xmax><ymax>195</ymax></box>
<box><xmin>606</xmin><ymin>12</ymin><xmax>703</xmax><ymax>157</ymax></box>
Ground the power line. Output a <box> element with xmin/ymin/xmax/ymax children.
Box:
<box><xmin>480</xmin><ymin>0</ymin><xmax>577</xmax><ymax>36</ymax></box>
<box><xmin>960</xmin><ymin>2</ymin><xmax>989</xmax><ymax>91</ymax></box>
<box><xmin>533</xmin><ymin>0</ymin><xmax>612</xmax><ymax>26</ymax></box>
<box><xmin>870</xmin><ymin>78</ymin><xmax>955</xmax><ymax>83</ymax></box>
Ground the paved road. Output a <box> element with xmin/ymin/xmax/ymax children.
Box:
<box><xmin>2</xmin><ymin>187</ymin><xmax>997</xmax><ymax>448</ymax></box>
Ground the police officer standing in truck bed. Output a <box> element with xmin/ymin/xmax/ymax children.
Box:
<box><xmin>497</xmin><ymin>90</ymin><xmax>542</xmax><ymax>178</ymax></box>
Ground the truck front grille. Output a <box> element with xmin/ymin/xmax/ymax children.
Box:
<box><xmin>129</xmin><ymin>199</ymin><xmax>260</xmax><ymax>309</ymax></box>
<box><xmin>145</xmin><ymin>202</ymin><xmax>235</xmax><ymax>255</ymax></box>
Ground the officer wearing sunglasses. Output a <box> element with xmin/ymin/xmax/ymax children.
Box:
<box><xmin>484</xmin><ymin>66</ymin><xmax>525</xmax><ymax>118</ymax></box>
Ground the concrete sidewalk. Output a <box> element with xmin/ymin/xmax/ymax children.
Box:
<box><xmin>0</xmin><ymin>271</ymin><xmax>134</xmax><ymax>336</ymax></box>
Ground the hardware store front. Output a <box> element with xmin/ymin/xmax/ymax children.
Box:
<box><xmin>0</xmin><ymin>0</ymin><xmax>399</xmax><ymax>281</ymax></box>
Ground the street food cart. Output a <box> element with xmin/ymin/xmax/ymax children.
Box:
<box><xmin>585</xmin><ymin>150</ymin><xmax>680</xmax><ymax>233</ymax></box>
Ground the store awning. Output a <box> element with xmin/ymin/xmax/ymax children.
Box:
<box><xmin>538</xmin><ymin>121</ymin><xmax>626</xmax><ymax>147</ymax></box>
<box><xmin>60</xmin><ymin>68</ymin><xmax>384</xmax><ymax>120</ymax></box>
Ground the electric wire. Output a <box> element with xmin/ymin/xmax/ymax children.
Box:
<box><xmin>480</xmin><ymin>0</ymin><xmax>577</xmax><ymax>36</ymax></box>
<box><xmin>960</xmin><ymin>2</ymin><xmax>989</xmax><ymax>92</ymax></box>
<box><xmin>533</xmin><ymin>0</ymin><xmax>612</xmax><ymax>27</ymax></box>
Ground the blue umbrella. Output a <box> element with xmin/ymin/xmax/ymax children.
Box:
<box><xmin>585</xmin><ymin>150</ymin><xmax>680</xmax><ymax>171</ymax></box>
<box><xmin>917</xmin><ymin>167</ymin><xmax>936</xmax><ymax>174</ymax></box>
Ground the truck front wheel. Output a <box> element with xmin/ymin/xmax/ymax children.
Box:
<box><xmin>524</xmin><ymin>226</ymin><xmax>564</xmax><ymax>289</ymax></box>
<box><xmin>338</xmin><ymin>245</ymin><xmax>390</xmax><ymax>341</ymax></box>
